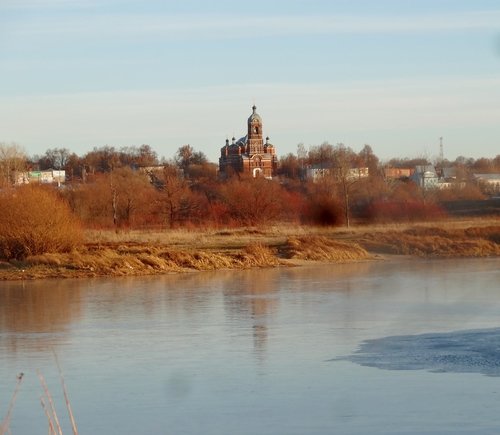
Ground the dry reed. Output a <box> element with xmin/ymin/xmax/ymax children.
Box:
<box><xmin>1</xmin><ymin>219</ymin><xmax>499</xmax><ymax>280</ymax></box>
<box><xmin>282</xmin><ymin>236</ymin><xmax>370</xmax><ymax>261</ymax></box>
<box><xmin>360</xmin><ymin>225</ymin><xmax>500</xmax><ymax>257</ymax></box>
<box><xmin>37</xmin><ymin>370</ymin><xmax>63</xmax><ymax>435</ymax></box>
<box><xmin>53</xmin><ymin>352</ymin><xmax>78</xmax><ymax>435</ymax></box>
<box><xmin>1</xmin><ymin>358</ymin><xmax>78</xmax><ymax>434</ymax></box>
<box><xmin>0</xmin><ymin>373</ymin><xmax>24</xmax><ymax>435</ymax></box>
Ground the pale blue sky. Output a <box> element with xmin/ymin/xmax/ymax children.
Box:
<box><xmin>1</xmin><ymin>0</ymin><xmax>499</xmax><ymax>162</ymax></box>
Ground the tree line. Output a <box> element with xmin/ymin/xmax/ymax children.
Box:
<box><xmin>1</xmin><ymin>141</ymin><xmax>499</xmax><ymax>231</ymax></box>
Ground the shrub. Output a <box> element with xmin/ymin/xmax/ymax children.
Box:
<box><xmin>218</xmin><ymin>178</ymin><xmax>286</xmax><ymax>226</ymax></box>
<box><xmin>0</xmin><ymin>186</ymin><xmax>83</xmax><ymax>260</ymax></box>
<box><xmin>300</xmin><ymin>195</ymin><xmax>344</xmax><ymax>226</ymax></box>
<box><xmin>362</xmin><ymin>199</ymin><xmax>447</xmax><ymax>223</ymax></box>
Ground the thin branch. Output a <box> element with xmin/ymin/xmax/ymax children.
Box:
<box><xmin>53</xmin><ymin>351</ymin><xmax>78</xmax><ymax>435</ymax></box>
<box><xmin>0</xmin><ymin>373</ymin><xmax>24</xmax><ymax>435</ymax></box>
<box><xmin>37</xmin><ymin>371</ymin><xmax>63</xmax><ymax>435</ymax></box>
<box><xmin>40</xmin><ymin>396</ymin><xmax>57</xmax><ymax>435</ymax></box>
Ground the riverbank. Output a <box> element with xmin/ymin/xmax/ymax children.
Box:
<box><xmin>0</xmin><ymin>218</ymin><xmax>498</xmax><ymax>280</ymax></box>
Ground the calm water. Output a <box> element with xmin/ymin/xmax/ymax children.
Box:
<box><xmin>1</xmin><ymin>258</ymin><xmax>500</xmax><ymax>434</ymax></box>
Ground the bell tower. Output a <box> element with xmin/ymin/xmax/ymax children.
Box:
<box><xmin>247</xmin><ymin>105</ymin><xmax>264</xmax><ymax>154</ymax></box>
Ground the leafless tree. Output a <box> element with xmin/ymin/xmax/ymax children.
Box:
<box><xmin>39</xmin><ymin>147</ymin><xmax>71</xmax><ymax>170</ymax></box>
<box><xmin>0</xmin><ymin>142</ymin><xmax>27</xmax><ymax>187</ymax></box>
<box><xmin>330</xmin><ymin>144</ymin><xmax>360</xmax><ymax>228</ymax></box>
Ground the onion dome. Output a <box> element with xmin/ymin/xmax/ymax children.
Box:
<box><xmin>248</xmin><ymin>105</ymin><xmax>262</xmax><ymax>123</ymax></box>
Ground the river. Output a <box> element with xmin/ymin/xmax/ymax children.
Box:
<box><xmin>1</xmin><ymin>258</ymin><xmax>500</xmax><ymax>434</ymax></box>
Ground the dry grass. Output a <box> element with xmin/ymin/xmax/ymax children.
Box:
<box><xmin>282</xmin><ymin>236</ymin><xmax>370</xmax><ymax>261</ymax></box>
<box><xmin>240</xmin><ymin>243</ymin><xmax>281</xmax><ymax>267</ymax></box>
<box><xmin>358</xmin><ymin>223</ymin><xmax>500</xmax><ymax>257</ymax></box>
<box><xmin>1</xmin><ymin>217</ymin><xmax>499</xmax><ymax>280</ymax></box>
<box><xmin>22</xmin><ymin>242</ymin><xmax>282</xmax><ymax>278</ymax></box>
<box><xmin>84</xmin><ymin>225</ymin><xmax>316</xmax><ymax>250</ymax></box>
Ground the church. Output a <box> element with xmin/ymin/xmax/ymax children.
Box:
<box><xmin>219</xmin><ymin>106</ymin><xmax>278</xmax><ymax>179</ymax></box>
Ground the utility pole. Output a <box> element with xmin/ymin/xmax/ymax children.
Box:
<box><xmin>439</xmin><ymin>136</ymin><xmax>444</xmax><ymax>163</ymax></box>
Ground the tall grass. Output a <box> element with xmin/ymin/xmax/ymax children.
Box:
<box><xmin>1</xmin><ymin>218</ymin><xmax>499</xmax><ymax>280</ymax></box>
<box><xmin>360</xmin><ymin>225</ymin><xmax>500</xmax><ymax>257</ymax></box>
<box><xmin>283</xmin><ymin>236</ymin><xmax>370</xmax><ymax>261</ymax></box>
<box><xmin>0</xmin><ymin>359</ymin><xmax>77</xmax><ymax>435</ymax></box>
<box><xmin>0</xmin><ymin>373</ymin><xmax>23</xmax><ymax>435</ymax></box>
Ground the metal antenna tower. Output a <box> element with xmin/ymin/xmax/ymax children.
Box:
<box><xmin>439</xmin><ymin>136</ymin><xmax>444</xmax><ymax>162</ymax></box>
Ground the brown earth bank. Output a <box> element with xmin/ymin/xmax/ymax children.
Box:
<box><xmin>0</xmin><ymin>218</ymin><xmax>499</xmax><ymax>281</ymax></box>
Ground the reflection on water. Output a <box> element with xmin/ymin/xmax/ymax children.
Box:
<box><xmin>1</xmin><ymin>258</ymin><xmax>500</xmax><ymax>435</ymax></box>
<box><xmin>0</xmin><ymin>280</ymin><xmax>83</xmax><ymax>353</ymax></box>
<box><xmin>336</xmin><ymin>327</ymin><xmax>500</xmax><ymax>377</ymax></box>
<box><xmin>221</xmin><ymin>269</ymin><xmax>280</xmax><ymax>360</ymax></box>
<box><xmin>0</xmin><ymin>280</ymin><xmax>83</xmax><ymax>332</ymax></box>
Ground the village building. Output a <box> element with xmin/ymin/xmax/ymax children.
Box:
<box><xmin>410</xmin><ymin>165</ymin><xmax>468</xmax><ymax>191</ymax></box>
<box><xmin>305</xmin><ymin>164</ymin><xmax>369</xmax><ymax>182</ymax></box>
<box><xmin>15</xmin><ymin>169</ymin><xmax>66</xmax><ymax>186</ymax></box>
<box><xmin>219</xmin><ymin>105</ymin><xmax>278</xmax><ymax>179</ymax></box>
<box><xmin>410</xmin><ymin>165</ymin><xmax>439</xmax><ymax>190</ymax></box>
<box><xmin>383</xmin><ymin>167</ymin><xmax>414</xmax><ymax>180</ymax></box>
<box><xmin>473</xmin><ymin>173</ymin><xmax>500</xmax><ymax>195</ymax></box>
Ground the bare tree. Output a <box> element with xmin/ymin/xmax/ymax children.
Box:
<box><xmin>175</xmin><ymin>144</ymin><xmax>194</xmax><ymax>171</ymax></box>
<box><xmin>306</xmin><ymin>143</ymin><xmax>360</xmax><ymax>227</ymax></box>
<box><xmin>278</xmin><ymin>153</ymin><xmax>300</xmax><ymax>179</ymax></box>
<box><xmin>40</xmin><ymin>147</ymin><xmax>71</xmax><ymax>170</ymax></box>
<box><xmin>308</xmin><ymin>142</ymin><xmax>335</xmax><ymax>168</ymax></box>
<box><xmin>175</xmin><ymin>145</ymin><xmax>208</xmax><ymax>175</ymax></box>
<box><xmin>358</xmin><ymin>144</ymin><xmax>379</xmax><ymax>175</ymax></box>
<box><xmin>297</xmin><ymin>142</ymin><xmax>307</xmax><ymax>178</ymax></box>
<box><xmin>67</xmin><ymin>169</ymin><xmax>156</xmax><ymax>228</ymax></box>
<box><xmin>83</xmin><ymin>146</ymin><xmax>121</xmax><ymax>173</ymax></box>
<box><xmin>219</xmin><ymin>177</ymin><xmax>285</xmax><ymax>225</ymax></box>
<box><xmin>155</xmin><ymin>164</ymin><xmax>193</xmax><ymax>228</ymax></box>
<box><xmin>331</xmin><ymin>144</ymin><xmax>360</xmax><ymax>228</ymax></box>
<box><xmin>0</xmin><ymin>142</ymin><xmax>27</xmax><ymax>187</ymax></box>
<box><xmin>136</xmin><ymin>144</ymin><xmax>158</xmax><ymax>167</ymax></box>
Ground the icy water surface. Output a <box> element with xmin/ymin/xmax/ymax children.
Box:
<box><xmin>337</xmin><ymin>328</ymin><xmax>500</xmax><ymax>376</ymax></box>
<box><xmin>1</xmin><ymin>258</ymin><xmax>500</xmax><ymax>434</ymax></box>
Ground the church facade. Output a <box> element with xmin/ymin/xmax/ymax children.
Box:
<box><xmin>219</xmin><ymin>106</ymin><xmax>278</xmax><ymax>179</ymax></box>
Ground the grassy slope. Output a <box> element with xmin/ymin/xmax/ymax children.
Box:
<box><xmin>0</xmin><ymin>217</ymin><xmax>499</xmax><ymax>280</ymax></box>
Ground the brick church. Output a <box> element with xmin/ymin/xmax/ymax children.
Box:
<box><xmin>219</xmin><ymin>105</ymin><xmax>278</xmax><ymax>179</ymax></box>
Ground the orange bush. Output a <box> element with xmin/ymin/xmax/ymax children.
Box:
<box><xmin>0</xmin><ymin>186</ymin><xmax>82</xmax><ymax>260</ymax></box>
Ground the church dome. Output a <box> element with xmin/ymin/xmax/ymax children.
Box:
<box><xmin>248</xmin><ymin>105</ymin><xmax>262</xmax><ymax>123</ymax></box>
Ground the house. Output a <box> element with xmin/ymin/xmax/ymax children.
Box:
<box><xmin>434</xmin><ymin>167</ymin><xmax>467</xmax><ymax>190</ymax></box>
<box><xmin>348</xmin><ymin>167</ymin><xmax>369</xmax><ymax>180</ymax></box>
<box><xmin>306</xmin><ymin>164</ymin><xmax>369</xmax><ymax>182</ymax></box>
<box><xmin>383</xmin><ymin>167</ymin><xmax>414</xmax><ymax>180</ymax></box>
<box><xmin>15</xmin><ymin>169</ymin><xmax>66</xmax><ymax>186</ymax></box>
<box><xmin>410</xmin><ymin>165</ymin><xmax>439</xmax><ymax>189</ymax></box>
<box><xmin>473</xmin><ymin>173</ymin><xmax>500</xmax><ymax>195</ymax></box>
<box><xmin>305</xmin><ymin>165</ymin><xmax>330</xmax><ymax>182</ymax></box>
<box><xmin>219</xmin><ymin>106</ymin><xmax>278</xmax><ymax>179</ymax></box>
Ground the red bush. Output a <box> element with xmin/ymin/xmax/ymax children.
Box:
<box><xmin>362</xmin><ymin>199</ymin><xmax>447</xmax><ymax>223</ymax></box>
<box><xmin>300</xmin><ymin>195</ymin><xmax>344</xmax><ymax>226</ymax></box>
